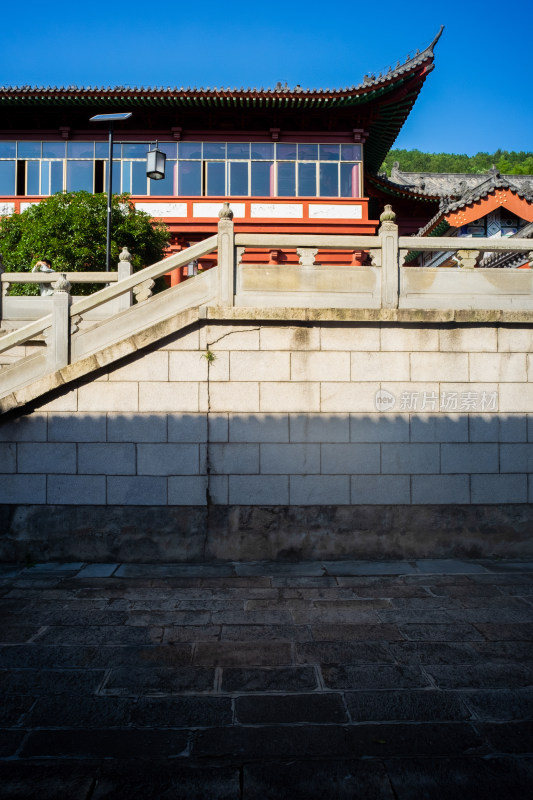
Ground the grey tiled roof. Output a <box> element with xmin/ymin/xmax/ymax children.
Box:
<box><xmin>402</xmin><ymin>168</ymin><xmax>533</xmax><ymax>236</ymax></box>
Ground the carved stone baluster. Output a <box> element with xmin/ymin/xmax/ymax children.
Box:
<box><xmin>296</xmin><ymin>247</ymin><xmax>318</xmax><ymax>267</ymax></box>
<box><xmin>455</xmin><ymin>249</ymin><xmax>480</xmax><ymax>269</ymax></box>
<box><xmin>133</xmin><ymin>279</ymin><xmax>155</xmax><ymax>303</ymax></box>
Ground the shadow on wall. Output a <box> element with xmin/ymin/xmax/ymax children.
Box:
<box><xmin>0</xmin><ymin>412</ymin><xmax>531</xmax><ymax>562</ymax></box>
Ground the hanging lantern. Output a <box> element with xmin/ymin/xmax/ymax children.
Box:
<box><xmin>146</xmin><ymin>144</ymin><xmax>166</xmax><ymax>180</ymax></box>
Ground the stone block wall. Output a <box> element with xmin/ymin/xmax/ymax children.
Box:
<box><xmin>1</xmin><ymin>319</ymin><xmax>532</xmax><ymax>561</ymax></box>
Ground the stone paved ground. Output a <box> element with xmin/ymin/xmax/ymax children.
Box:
<box><xmin>1</xmin><ymin>558</ymin><xmax>533</xmax><ymax>798</ymax></box>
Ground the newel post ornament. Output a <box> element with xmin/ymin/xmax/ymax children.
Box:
<box><xmin>217</xmin><ymin>202</ymin><xmax>235</xmax><ymax>306</ymax></box>
<box><xmin>379</xmin><ymin>204</ymin><xmax>399</xmax><ymax>309</ymax></box>
<box><xmin>118</xmin><ymin>246</ymin><xmax>133</xmax><ymax>310</ymax></box>
<box><xmin>48</xmin><ymin>273</ymin><xmax>72</xmax><ymax>371</ymax></box>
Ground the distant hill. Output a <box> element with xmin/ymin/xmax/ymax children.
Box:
<box><xmin>380</xmin><ymin>149</ymin><xmax>533</xmax><ymax>177</ymax></box>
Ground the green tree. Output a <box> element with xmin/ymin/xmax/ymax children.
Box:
<box><xmin>380</xmin><ymin>149</ymin><xmax>533</xmax><ymax>176</ymax></box>
<box><xmin>0</xmin><ymin>191</ymin><xmax>170</xmax><ymax>295</ymax></box>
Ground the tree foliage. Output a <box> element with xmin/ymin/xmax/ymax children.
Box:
<box><xmin>0</xmin><ymin>191</ymin><xmax>170</xmax><ymax>295</ymax></box>
<box><xmin>380</xmin><ymin>149</ymin><xmax>533</xmax><ymax>177</ymax></box>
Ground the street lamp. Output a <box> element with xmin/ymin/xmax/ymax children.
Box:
<box><xmin>90</xmin><ymin>112</ymin><xmax>132</xmax><ymax>271</ymax></box>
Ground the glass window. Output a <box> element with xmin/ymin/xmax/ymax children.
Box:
<box><xmin>298</xmin><ymin>162</ymin><xmax>317</xmax><ymax>196</ymax></box>
<box><xmin>341</xmin><ymin>144</ymin><xmax>362</xmax><ymax>161</ymax></box>
<box><xmin>251</xmin><ymin>161</ymin><xmax>273</xmax><ymax>196</ymax></box>
<box><xmin>67</xmin><ymin>160</ymin><xmax>93</xmax><ymax>192</ymax></box>
<box><xmin>50</xmin><ymin>161</ymin><xmax>64</xmax><ymax>193</ymax></box>
<box><xmin>18</xmin><ymin>142</ymin><xmax>41</xmax><ymax>158</ymax></box>
<box><xmin>67</xmin><ymin>142</ymin><xmax>94</xmax><ymax>158</ymax></box>
<box><xmin>157</xmin><ymin>143</ymin><xmax>177</xmax><ymax>158</ymax></box>
<box><xmin>122</xmin><ymin>161</ymin><xmax>132</xmax><ymax>192</ymax></box>
<box><xmin>0</xmin><ymin>142</ymin><xmax>16</xmax><ymax>158</ymax></box>
<box><xmin>26</xmin><ymin>160</ymin><xmax>40</xmax><ymax>194</ymax></box>
<box><xmin>206</xmin><ymin>161</ymin><xmax>225</xmax><ymax>195</ymax></box>
<box><xmin>179</xmin><ymin>142</ymin><xmax>202</xmax><ymax>159</ymax></box>
<box><xmin>42</xmin><ymin>142</ymin><xmax>66</xmax><ymax>159</ymax></box>
<box><xmin>149</xmin><ymin>161</ymin><xmax>176</xmax><ymax>196</ymax></box>
<box><xmin>227</xmin><ymin>143</ymin><xmax>250</xmax><ymax>159</ymax></box>
<box><xmin>229</xmin><ymin>162</ymin><xmax>248</xmax><ymax>195</ymax></box>
<box><xmin>203</xmin><ymin>142</ymin><xmax>226</xmax><ymax>159</ymax></box>
<box><xmin>277</xmin><ymin>162</ymin><xmax>296</xmax><ymax>196</ymax></box>
<box><xmin>123</xmin><ymin>143</ymin><xmax>148</xmax><ymax>159</ymax></box>
<box><xmin>0</xmin><ymin>161</ymin><xmax>15</xmax><ymax>193</ymax></box>
<box><xmin>41</xmin><ymin>161</ymin><xmax>50</xmax><ymax>194</ymax></box>
<box><xmin>276</xmin><ymin>143</ymin><xmax>297</xmax><ymax>160</ymax></box>
<box><xmin>319</xmin><ymin>144</ymin><xmax>340</xmax><ymax>161</ymax></box>
<box><xmin>298</xmin><ymin>144</ymin><xmax>318</xmax><ymax>161</ymax></box>
<box><xmin>131</xmin><ymin>161</ymin><xmax>147</xmax><ymax>195</ymax></box>
<box><xmin>111</xmin><ymin>160</ymin><xmax>121</xmax><ymax>192</ymax></box>
<box><xmin>94</xmin><ymin>141</ymin><xmax>119</xmax><ymax>159</ymax></box>
<box><xmin>319</xmin><ymin>162</ymin><xmax>338</xmax><ymax>196</ymax></box>
<box><xmin>251</xmin><ymin>143</ymin><xmax>274</xmax><ymax>160</ymax></box>
<box><xmin>178</xmin><ymin>161</ymin><xmax>201</xmax><ymax>195</ymax></box>
<box><xmin>340</xmin><ymin>163</ymin><xmax>360</xmax><ymax>197</ymax></box>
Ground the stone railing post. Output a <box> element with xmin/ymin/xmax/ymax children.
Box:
<box><xmin>117</xmin><ymin>246</ymin><xmax>133</xmax><ymax>311</ymax></box>
<box><xmin>379</xmin><ymin>205</ymin><xmax>399</xmax><ymax>309</ymax></box>
<box><xmin>217</xmin><ymin>202</ymin><xmax>235</xmax><ymax>306</ymax></box>
<box><xmin>0</xmin><ymin>255</ymin><xmax>4</xmax><ymax>325</ymax></box>
<box><xmin>47</xmin><ymin>273</ymin><xmax>71</xmax><ymax>371</ymax></box>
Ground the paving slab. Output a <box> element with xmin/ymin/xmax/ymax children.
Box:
<box><xmin>0</xmin><ymin>557</ymin><xmax>532</xmax><ymax>795</ymax></box>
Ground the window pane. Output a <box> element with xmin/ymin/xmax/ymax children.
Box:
<box><xmin>26</xmin><ymin>160</ymin><xmax>40</xmax><ymax>194</ymax></box>
<box><xmin>132</xmin><ymin>161</ymin><xmax>147</xmax><ymax>195</ymax></box>
<box><xmin>319</xmin><ymin>144</ymin><xmax>339</xmax><ymax>161</ymax></box>
<box><xmin>111</xmin><ymin>160</ymin><xmax>121</xmax><ymax>192</ymax></box>
<box><xmin>149</xmin><ymin>161</ymin><xmax>176</xmax><ymax>196</ymax></box>
<box><xmin>229</xmin><ymin>162</ymin><xmax>248</xmax><ymax>195</ymax></box>
<box><xmin>178</xmin><ymin>161</ymin><xmax>201</xmax><ymax>195</ymax></box>
<box><xmin>43</xmin><ymin>142</ymin><xmax>66</xmax><ymax>158</ymax></box>
<box><xmin>340</xmin><ymin>163</ymin><xmax>360</xmax><ymax>197</ymax></box>
<box><xmin>298</xmin><ymin>162</ymin><xmax>317</xmax><ymax>196</ymax></box>
<box><xmin>0</xmin><ymin>161</ymin><xmax>15</xmax><ymax>193</ymax></box>
<box><xmin>203</xmin><ymin>142</ymin><xmax>226</xmax><ymax>159</ymax></box>
<box><xmin>67</xmin><ymin>142</ymin><xmax>94</xmax><ymax>158</ymax></box>
<box><xmin>50</xmin><ymin>161</ymin><xmax>63</xmax><ymax>193</ymax></box>
<box><xmin>122</xmin><ymin>161</ymin><xmax>132</xmax><ymax>192</ymax></box>
<box><xmin>41</xmin><ymin>161</ymin><xmax>50</xmax><ymax>194</ymax></box>
<box><xmin>18</xmin><ymin>142</ymin><xmax>41</xmax><ymax>158</ymax></box>
<box><xmin>67</xmin><ymin>160</ymin><xmax>93</xmax><ymax>192</ymax></box>
<box><xmin>276</xmin><ymin>143</ymin><xmax>296</xmax><ymax>160</ymax></box>
<box><xmin>179</xmin><ymin>142</ymin><xmax>202</xmax><ymax>159</ymax></box>
<box><xmin>157</xmin><ymin>143</ymin><xmax>177</xmax><ymax>158</ymax></box>
<box><xmin>123</xmin><ymin>143</ymin><xmax>148</xmax><ymax>159</ymax></box>
<box><xmin>251</xmin><ymin>143</ymin><xmax>274</xmax><ymax>160</ymax></box>
<box><xmin>341</xmin><ymin>144</ymin><xmax>362</xmax><ymax>161</ymax></box>
<box><xmin>298</xmin><ymin>144</ymin><xmax>318</xmax><ymax>161</ymax></box>
<box><xmin>95</xmin><ymin>142</ymin><xmax>110</xmax><ymax>158</ymax></box>
<box><xmin>206</xmin><ymin>161</ymin><xmax>225</xmax><ymax>195</ymax></box>
<box><xmin>251</xmin><ymin>161</ymin><xmax>273</xmax><ymax>196</ymax></box>
<box><xmin>319</xmin><ymin>163</ymin><xmax>338</xmax><ymax>196</ymax></box>
<box><xmin>0</xmin><ymin>142</ymin><xmax>16</xmax><ymax>158</ymax></box>
<box><xmin>227</xmin><ymin>142</ymin><xmax>250</xmax><ymax>159</ymax></box>
<box><xmin>277</xmin><ymin>162</ymin><xmax>295</xmax><ymax>196</ymax></box>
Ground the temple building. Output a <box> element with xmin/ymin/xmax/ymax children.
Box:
<box><xmin>387</xmin><ymin>165</ymin><xmax>533</xmax><ymax>268</ymax></box>
<box><xmin>0</xmin><ymin>29</ymin><xmax>445</xmax><ymax>273</ymax></box>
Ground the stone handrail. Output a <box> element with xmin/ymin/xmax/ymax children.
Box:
<box><xmin>234</xmin><ymin>234</ymin><xmax>380</xmax><ymax>248</ymax></box>
<box><xmin>2</xmin><ymin>272</ymin><xmax>120</xmax><ymax>285</ymax></box>
<box><xmin>69</xmin><ymin>235</ymin><xmax>218</xmax><ymax>318</ymax></box>
<box><xmin>399</xmin><ymin>236</ymin><xmax>533</xmax><ymax>252</ymax></box>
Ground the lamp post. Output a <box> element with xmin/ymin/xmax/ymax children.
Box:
<box><xmin>89</xmin><ymin>112</ymin><xmax>132</xmax><ymax>271</ymax></box>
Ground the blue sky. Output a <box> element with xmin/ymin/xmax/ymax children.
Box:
<box><xmin>1</xmin><ymin>0</ymin><xmax>531</xmax><ymax>156</ymax></box>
